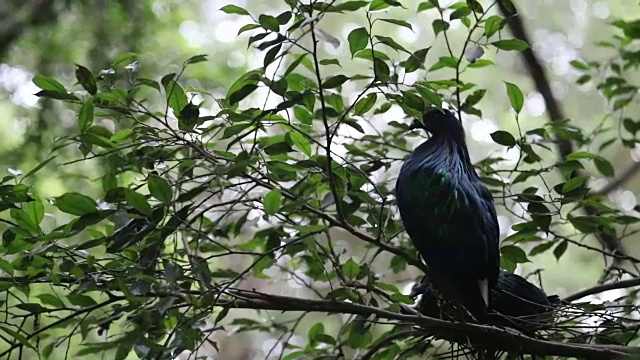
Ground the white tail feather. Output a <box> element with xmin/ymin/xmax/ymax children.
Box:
<box><xmin>478</xmin><ymin>278</ymin><xmax>489</xmax><ymax>306</ymax></box>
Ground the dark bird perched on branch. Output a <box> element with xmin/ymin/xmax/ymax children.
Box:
<box><xmin>411</xmin><ymin>271</ymin><xmax>560</xmax><ymax>334</ymax></box>
<box><xmin>396</xmin><ymin>108</ymin><xmax>500</xmax><ymax>321</ymax></box>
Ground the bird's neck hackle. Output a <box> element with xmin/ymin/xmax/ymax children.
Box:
<box><xmin>424</xmin><ymin>127</ymin><xmax>475</xmax><ymax>173</ymax></box>
<box><xmin>436</xmin><ymin>115</ymin><xmax>467</xmax><ymax>145</ymax></box>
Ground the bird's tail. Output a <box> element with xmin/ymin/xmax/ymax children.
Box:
<box><xmin>456</xmin><ymin>276</ymin><xmax>490</xmax><ymax>322</ymax></box>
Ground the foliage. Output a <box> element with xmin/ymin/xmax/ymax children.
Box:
<box><xmin>2</xmin><ymin>1</ymin><xmax>640</xmax><ymax>359</ymax></box>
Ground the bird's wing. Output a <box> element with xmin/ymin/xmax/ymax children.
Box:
<box><xmin>397</xmin><ymin>169</ymin><xmax>493</xmax><ymax>280</ymax></box>
<box><xmin>496</xmin><ymin>271</ymin><xmax>553</xmax><ymax>307</ymax></box>
<box><xmin>475</xmin><ymin>183</ymin><xmax>501</xmax><ymax>287</ymax></box>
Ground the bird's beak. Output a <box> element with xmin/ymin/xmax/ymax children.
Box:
<box><xmin>408</xmin><ymin>119</ymin><xmax>423</xmax><ymax>131</ymax></box>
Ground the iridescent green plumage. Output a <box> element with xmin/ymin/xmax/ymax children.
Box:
<box><xmin>396</xmin><ymin>109</ymin><xmax>500</xmax><ymax>321</ymax></box>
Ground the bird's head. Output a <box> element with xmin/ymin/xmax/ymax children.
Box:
<box><xmin>408</xmin><ymin>108</ymin><xmax>464</xmax><ymax>141</ymax></box>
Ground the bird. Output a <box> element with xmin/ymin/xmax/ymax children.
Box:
<box><xmin>488</xmin><ymin>270</ymin><xmax>561</xmax><ymax>332</ymax></box>
<box><xmin>411</xmin><ymin>270</ymin><xmax>560</xmax><ymax>334</ymax></box>
<box><xmin>395</xmin><ymin>108</ymin><xmax>500</xmax><ymax>321</ymax></box>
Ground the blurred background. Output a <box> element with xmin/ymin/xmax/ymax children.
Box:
<box><xmin>1</xmin><ymin>0</ymin><xmax>639</xmax><ymax>358</ymax></box>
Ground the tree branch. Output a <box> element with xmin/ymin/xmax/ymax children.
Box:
<box><xmin>591</xmin><ymin>161</ymin><xmax>640</xmax><ymax>197</ymax></box>
<box><xmin>564</xmin><ymin>277</ymin><xmax>640</xmax><ymax>302</ymax></box>
<box><xmin>2</xmin><ymin>274</ymin><xmax>639</xmax><ymax>359</ymax></box>
<box><xmin>498</xmin><ymin>0</ymin><xmax>628</xmax><ymax>265</ymax></box>
<box><xmin>214</xmin><ymin>289</ymin><xmax>639</xmax><ymax>359</ymax></box>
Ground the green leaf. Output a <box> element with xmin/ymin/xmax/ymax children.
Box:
<box><xmin>308</xmin><ymin>322</ymin><xmax>325</xmax><ymax>342</ymax></box>
<box><xmin>373</xmin><ymin>58</ymin><xmax>390</xmax><ymax>80</ymax></box>
<box><xmin>284</xmin><ymin>54</ymin><xmax>308</xmax><ymax>76</ymax></box>
<box><xmin>342</xmin><ymin>258</ymin><xmax>360</xmax><ymax>279</ymax></box>
<box><xmin>354</xmin><ymin>49</ymin><xmax>390</xmax><ymax>61</ymax></box>
<box><xmin>348</xmin><ymin>28</ymin><xmax>369</xmax><ymax>57</ymax></box>
<box><xmin>432</xmin><ymin>19</ymin><xmax>450</xmax><ymax>37</ymax></box>
<box><xmin>553</xmin><ymin>240</ymin><xmax>568</xmax><ymax>260</ymax></box>
<box><xmin>529</xmin><ymin>242</ymin><xmax>554</xmax><ymax>256</ymax></box>
<box><xmin>288</xmin><ymin>131</ymin><xmax>312</xmax><ymax>157</ymax></box>
<box><xmin>620</xmin><ymin>19</ymin><xmax>640</xmax><ymax>38</ymax></box>
<box><xmin>0</xmin><ymin>325</ymin><xmax>36</xmax><ymax>351</ymax></box>
<box><xmin>369</xmin><ymin>0</ymin><xmax>395</xmax><ymax>11</ymax></box>
<box><xmin>263</xmin><ymin>44</ymin><xmax>282</xmax><ymax>67</ymax></box>
<box><xmin>576</xmin><ymin>74</ymin><xmax>591</xmax><ymax>85</ymax></box>
<box><xmin>323</xmin><ymin>75</ymin><xmax>349</xmax><ymax>89</ymax></box>
<box><xmin>484</xmin><ymin>15</ymin><xmax>502</xmax><ymax>38</ymax></box>
<box><xmin>17</xmin><ymin>303</ymin><xmax>46</xmax><ymax>313</ymax></box>
<box><xmin>333</xmin><ymin>1</ymin><xmax>369</xmax><ymax>11</ymax></box>
<box><xmin>562</xmin><ymin>176</ymin><xmax>588</xmax><ymax>193</ymax></box>
<box><xmin>111</xmin><ymin>52</ymin><xmax>138</xmax><ymax>67</ymax></box>
<box><xmin>54</xmin><ymin>193</ymin><xmax>98</xmax><ymax>216</ymax></box>
<box><xmin>490</xmin><ymin>130</ymin><xmax>516</xmax><ymax>147</ymax></box>
<box><xmin>35</xmin><ymin>90</ymin><xmax>78</xmax><ymax>101</ymax></box>
<box><xmin>184</xmin><ymin>54</ymin><xmax>208</xmax><ymax>65</ymax></box>
<box><xmin>504</xmin><ymin>82</ymin><xmax>524</xmax><ymax>113</ymax></box>
<box><xmin>37</xmin><ymin>293</ymin><xmax>64</xmax><ymax>308</ymax></box>
<box><xmin>390</xmin><ymin>293</ymin><xmax>415</xmax><ymax>304</ymax></box>
<box><xmin>229</xmin><ymin>84</ymin><xmax>258</xmax><ymax>105</ymax></box>
<box><xmin>450</xmin><ymin>7</ymin><xmax>471</xmax><ymax>20</ymax></box>
<box><xmin>226</xmin><ymin>70</ymin><xmax>261</xmax><ymax>106</ymax></box>
<box><xmin>75</xmin><ymin>65</ymin><xmax>97</xmax><ymax>95</ymax></box>
<box><xmin>25</xmin><ymin>197</ymin><xmax>44</xmax><ymax>226</ymax></box>
<box><xmin>402</xmin><ymin>47</ymin><xmax>430</xmax><ymax>73</ymax></box>
<box><xmin>467</xmin><ymin>0</ymin><xmax>484</xmax><ymax>12</ymax></box>
<box><xmin>148</xmin><ymin>175</ymin><xmax>173</xmax><ymax>204</ymax></box>
<box><xmin>78</xmin><ymin>99</ymin><xmax>94</xmax><ymax>132</ymax></box>
<box><xmin>570</xmin><ymin>216</ymin><xmax>604</xmax><ymax>233</ymax></box>
<box><xmin>11</xmin><ymin>209</ymin><xmax>40</xmax><ymax>234</ymax></box>
<box><xmin>264</xmin><ymin>188</ymin><xmax>282</xmax><ymax>215</ymax></box>
<box><xmin>32</xmin><ymin>74</ymin><xmax>67</xmax><ymax>93</ymax></box>
<box><xmin>162</xmin><ymin>77</ymin><xmax>188</xmax><ymax>116</ymax></box>
<box><xmin>492</xmin><ymin>39</ymin><xmax>529</xmax><ymax>51</ymax></box>
<box><xmin>429</xmin><ymin>56</ymin><xmax>458</xmax><ymax>71</ymax></box>
<box><xmin>101</xmin><ymin>171</ymin><xmax>118</xmax><ymax>192</ymax></box>
<box><xmin>294</xmin><ymin>106</ymin><xmax>313</xmax><ymax>125</ymax></box>
<box><xmin>501</xmin><ymin>245</ymin><xmax>529</xmax><ymax>263</ymax></box>
<box><xmin>220</xmin><ymin>4</ymin><xmax>250</xmax><ymax>15</ymax></box>
<box><xmin>124</xmin><ymin>189</ymin><xmax>153</xmax><ymax>216</ymax></box>
<box><xmin>468</xmin><ymin>59</ymin><xmax>494</xmax><ymax>68</ymax></box>
<box><xmin>566</xmin><ymin>151</ymin><xmax>598</xmax><ymax>160</ymax></box>
<box><xmin>569</xmin><ymin>60</ymin><xmax>589</xmax><ymax>71</ymax></box>
<box><xmin>178</xmin><ymin>102</ymin><xmax>200</xmax><ymax>132</ymax></box>
<box><xmin>259</xmin><ymin>14</ymin><xmax>279</xmax><ymax>31</ymax></box>
<box><xmin>354</xmin><ymin>93</ymin><xmax>377</xmax><ymax>115</ymax></box>
<box><xmin>276</xmin><ymin>11</ymin><xmax>291</xmax><ymax>24</ymax></box>
<box><xmin>136</xmin><ymin>78</ymin><xmax>161</xmax><ymax>92</ymax></box>
<box><xmin>238</xmin><ymin>23</ymin><xmax>261</xmax><ymax>35</ymax></box>
<box><xmin>500</xmin><ymin>257</ymin><xmax>516</xmax><ymax>273</ymax></box>
<box><xmin>379</xmin><ymin>19</ymin><xmax>413</xmax><ymax>30</ymax></box>
<box><xmin>416</xmin><ymin>87</ymin><xmax>441</xmax><ymax>109</ymax></box>
<box><xmin>623</xmin><ymin>118</ymin><xmax>637</xmax><ymax>134</ymax></box>
<box><xmin>67</xmin><ymin>294</ymin><xmax>98</xmax><ymax>307</ymax></box>
<box><xmin>417</xmin><ymin>2</ymin><xmax>436</xmax><ymax>12</ymax></box>
<box><xmin>319</xmin><ymin>58</ymin><xmax>341</xmax><ymax>66</ymax></box>
<box><xmin>595</xmin><ymin>157</ymin><xmax>614</xmax><ymax>177</ymax></box>
<box><xmin>340</xmin><ymin>119</ymin><xmax>362</xmax><ymax>133</ymax></box>
<box><xmin>375</xmin><ymin>35</ymin><xmax>408</xmax><ymax>53</ymax></box>
<box><xmin>0</xmin><ymin>259</ymin><xmax>14</xmax><ymax>275</ymax></box>
<box><xmin>463</xmin><ymin>89</ymin><xmax>486</xmax><ymax>107</ymax></box>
